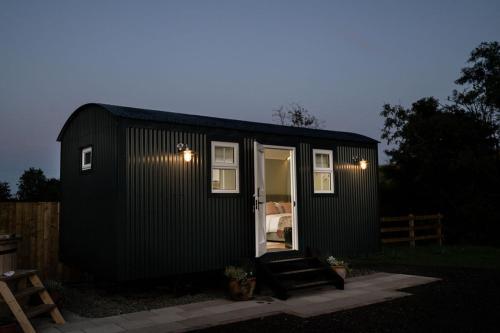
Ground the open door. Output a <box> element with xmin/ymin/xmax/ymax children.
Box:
<box><xmin>254</xmin><ymin>141</ymin><xmax>267</xmax><ymax>257</ymax></box>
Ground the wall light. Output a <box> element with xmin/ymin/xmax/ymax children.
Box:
<box><xmin>359</xmin><ymin>159</ymin><xmax>368</xmax><ymax>170</ymax></box>
<box><xmin>352</xmin><ymin>156</ymin><xmax>368</xmax><ymax>170</ymax></box>
<box><xmin>177</xmin><ymin>143</ymin><xmax>193</xmax><ymax>162</ymax></box>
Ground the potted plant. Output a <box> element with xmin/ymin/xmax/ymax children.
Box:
<box><xmin>326</xmin><ymin>256</ymin><xmax>351</xmax><ymax>280</ymax></box>
<box><xmin>224</xmin><ymin>266</ymin><xmax>256</xmax><ymax>301</ymax></box>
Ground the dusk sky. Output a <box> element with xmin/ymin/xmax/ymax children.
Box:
<box><xmin>1</xmin><ymin>0</ymin><xmax>499</xmax><ymax>190</ymax></box>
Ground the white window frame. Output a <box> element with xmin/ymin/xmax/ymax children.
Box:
<box><xmin>81</xmin><ymin>146</ymin><xmax>92</xmax><ymax>171</ymax></box>
<box><xmin>211</xmin><ymin>141</ymin><xmax>239</xmax><ymax>193</ymax></box>
<box><xmin>313</xmin><ymin>149</ymin><xmax>334</xmax><ymax>194</ymax></box>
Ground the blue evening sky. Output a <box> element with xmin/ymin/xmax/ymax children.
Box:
<box><xmin>1</xmin><ymin>0</ymin><xmax>499</xmax><ymax>190</ymax></box>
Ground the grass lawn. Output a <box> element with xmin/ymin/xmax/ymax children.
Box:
<box><xmin>349</xmin><ymin>245</ymin><xmax>500</xmax><ymax>269</ymax></box>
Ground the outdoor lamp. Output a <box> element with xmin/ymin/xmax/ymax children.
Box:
<box><xmin>359</xmin><ymin>159</ymin><xmax>368</xmax><ymax>170</ymax></box>
<box><xmin>177</xmin><ymin>143</ymin><xmax>193</xmax><ymax>162</ymax></box>
<box><xmin>352</xmin><ymin>156</ymin><xmax>368</xmax><ymax>170</ymax></box>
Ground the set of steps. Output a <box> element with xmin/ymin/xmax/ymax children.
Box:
<box><xmin>257</xmin><ymin>255</ymin><xmax>344</xmax><ymax>300</ymax></box>
<box><xmin>0</xmin><ymin>269</ymin><xmax>64</xmax><ymax>333</ymax></box>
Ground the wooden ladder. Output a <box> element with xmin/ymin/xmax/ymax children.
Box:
<box><xmin>0</xmin><ymin>269</ymin><xmax>64</xmax><ymax>333</ymax></box>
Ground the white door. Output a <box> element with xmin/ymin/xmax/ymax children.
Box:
<box><xmin>254</xmin><ymin>141</ymin><xmax>267</xmax><ymax>257</ymax></box>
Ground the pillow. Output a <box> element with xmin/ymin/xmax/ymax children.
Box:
<box><xmin>274</xmin><ymin>202</ymin><xmax>285</xmax><ymax>213</ymax></box>
<box><xmin>266</xmin><ymin>202</ymin><xmax>280</xmax><ymax>215</ymax></box>
<box><xmin>281</xmin><ymin>202</ymin><xmax>292</xmax><ymax>214</ymax></box>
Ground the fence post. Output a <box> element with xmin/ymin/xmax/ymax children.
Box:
<box><xmin>409</xmin><ymin>214</ymin><xmax>415</xmax><ymax>247</ymax></box>
<box><xmin>437</xmin><ymin>213</ymin><xmax>443</xmax><ymax>246</ymax></box>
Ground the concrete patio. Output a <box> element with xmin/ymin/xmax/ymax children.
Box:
<box><xmin>36</xmin><ymin>272</ymin><xmax>439</xmax><ymax>333</ymax></box>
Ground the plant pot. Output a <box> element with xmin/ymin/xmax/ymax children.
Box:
<box><xmin>228</xmin><ymin>277</ymin><xmax>256</xmax><ymax>301</ymax></box>
<box><xmin>332</xmin><ymin>266</ymin><xmax>347</xmax><ymax>280</ymax></box>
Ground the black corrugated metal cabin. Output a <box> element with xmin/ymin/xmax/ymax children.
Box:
<box><xmin>58</xmin><ymin>103</ymin><xmax>379</xmax><ymax>281</ymax></box>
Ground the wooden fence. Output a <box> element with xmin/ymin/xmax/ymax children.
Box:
<box><xmin>0</xmin><ymin>202</ymin><xmax>63</xmax><ymax>280</ymax></box>
<box><xmin>380</xmin><ymin>214</ymin><xmax>443</xmax><ymax>247</ymax></box>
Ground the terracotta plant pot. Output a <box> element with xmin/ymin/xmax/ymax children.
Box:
<box><xmin>228</xmin><ymin>277</ymin><xmax>256</xmax><ymax>301</ymax></box>
<box><xmin>332</xmin><ymin>266</ymin><xmax>347</xmax><ymax>280</ymax></box>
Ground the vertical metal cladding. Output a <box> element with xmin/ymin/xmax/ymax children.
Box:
<box><xmin>299</xmin><ymin>143</ymin><xmax>379</xmax><ymax>256</ymax></box>
<box><xmin>125</xmin><ymin>128</ymin><xmax>254</xmax><ymax>280</ymax></box>
<box><xmin>59</xmin><ymin>106</ymin><xmax>118</xmax><ymax>278</ymax></box>
<box><xmin>60</xmin><ymin>104</ymin><xmax>379</xmax><ymax>280</ymax></box>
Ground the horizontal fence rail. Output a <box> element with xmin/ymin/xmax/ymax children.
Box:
<box><xmin>380</xmin><ymin>213</ymin><xmax>443</xmax><ymax>247</ymax></box>
<box><xmin>0</xmin><ymin>202</ymin><xmax>63</xmax><ymax>280</ymax></box>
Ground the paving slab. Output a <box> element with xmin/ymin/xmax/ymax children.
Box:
<box><xmin>121</xmin><ymin>310</ymin><xmax>155</xmax><ymax>321</ymax></box>
<box><xmin>39</xmin><ymin>328</ymin><xmax>63</xmax><ymax>333</ymax></box>
<box><xmin>204</xmin><ymin>299</ymin><xmax>262</xmax><ymax>314</ymax></box>
<box><xmin>115</xmin><ymin>318</ymin><xmax>157</xmax><ymax>330</ymax></box>
<box><xmin>35</xmin><ymin>272</ymin><xmax>439</xmax><ymax>333</ymax></box>
<box><xmin>89</xmin><ymin>315</ymin><xmax>127</xmax><ymax>326</ymax></box>
<box><xmin>149</xmin><ymin>312</ymin><xmax>186</xmax><ymax>324</ymax></box>
<box><xmin>58</xmin><ymin>321</ymin><xmax>97</xmax><ymax>332</ymax></box>
<box><xmin>83</xmin><ymin>323</ymin><xmax>125</xmax><ymax>333</ymax></box>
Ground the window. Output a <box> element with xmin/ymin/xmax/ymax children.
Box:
<box><xmin>211</xmin><ymin>141</ymin><xmax>239</xmax><ymax>193</ymax></box>
<box><xmin>81</xmin><ymin>146</ymin><xmax>92</xmax><ymax>171</ymax></box>
<box><xmin>313</xmin><ymin>149</ymin><xmax>334</xmax><ymax>193</ymax></box>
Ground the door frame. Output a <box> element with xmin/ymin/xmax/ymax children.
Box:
<box><xmin>255</xmin><ymin>143</ymin><xmax>299</xmax><ymax>256</ymax></box>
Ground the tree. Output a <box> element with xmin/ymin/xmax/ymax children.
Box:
<box><xmin>272</xmin><ymin>103</ymin><xmax>324</xmax><ymax>129</ymax></box>
<box><xmin>17</xmin><ymin>168</ymin><xmax>61</xmax><ymax>201</ymax></box>
<box><xmin>0</xmin><ymin>182</ymin><xmax>11</xmax><ymax>201</ymax></box>
<box><xmin>380</xmin><ymin>97</ymin><xmax>500</xmax><ymax>243</ymax></box>
<box><xmin>451</xmin><ymin>42</ymin><xmax>500</xmax><ymax>132</ymax></box>
<box><xmin>44</xmin><ymin>178</ymin><xmax>61</xmax><ymax>202</ymax></box>
<box><xmin>17</xmin><ymin>168</ymin><xmax>47</xmax><ymax>201</ymax></box>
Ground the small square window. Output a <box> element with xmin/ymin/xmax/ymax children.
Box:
<box><xmin>81</xmin><ymin>147</ymin><xmax>92</xmax><ymax>171</ymax></box>
<box><xmin>313</xmin><ymin>149</ymin><xmax>334</xmax><ymax>193</ymax></box>
<box><xmin>211</xmin><ymin>141</ymin><xmax>239</xmax><ymax>193</ymax></box>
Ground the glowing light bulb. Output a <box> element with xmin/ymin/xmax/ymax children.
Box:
<box><xmin>359</xmin><ymin>159</ymin><xmax>368</xmax><ymax>170</ymax></box>
<box><xmin>183</xmin><ymin>149</ymin><xmax>192</xmax><ymax>162</ymax></box>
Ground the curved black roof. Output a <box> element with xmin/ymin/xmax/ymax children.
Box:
<box><xmin>57</xmin><ymin>103</ymin><xmax>378</xmax><ymax>144</ymax></box>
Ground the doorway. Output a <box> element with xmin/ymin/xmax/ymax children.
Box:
<box><xmin>255</xmin><ymin>143</ymin><xmax>298</xmax><ymax>257</ymax></box>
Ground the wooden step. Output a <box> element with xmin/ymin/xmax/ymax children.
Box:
<box><xmin>274</xmin><ymin>267</ymin><xmax>326</xmax><ymax>276</ymax></box>
<box><xmin>268</xmin><ymin>257</ymin><xmax>316</xmax><ymax>264</ymax></box>
<box><xmin>0</xmin><ymin>270</ymin><xmax>37</xmax><ymax>282</ymax></box>
<box><xmin>25</xmin><ymin>304</ymin><xmax>56</xmax><ymax>318</ymax></box>
<box><xmin>288</xmin><ymin>280</ymin><xmax>331</xmax><ymax>291</ymax></box>
<box><xmin>14</xmin><ymin>286</ymin><xmax>45</xmax><ymax>299</ymax></box>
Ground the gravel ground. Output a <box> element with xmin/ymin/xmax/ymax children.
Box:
<box><xmin>194</xmin><ymin>264</ymin><xmax>500</xmax><ymax>333</ymax></box>
<box><xmin>52</xmin><ymin>283</ymin><xmax>223</xmax><ymax>318</ymax></box>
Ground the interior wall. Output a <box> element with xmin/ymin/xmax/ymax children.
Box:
<box><xmin>265</xmin><ymin>158</ymin><xmax>291</xmax><ymax>198</ymax></box>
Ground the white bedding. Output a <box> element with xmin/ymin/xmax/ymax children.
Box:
<box><xmin>266</xmin><ymin>213</ymin><xmax>291</xmax><ymax>233</ymax></box>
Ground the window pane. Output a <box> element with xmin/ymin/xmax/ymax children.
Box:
<box><xmin>315</xmin><ymin>153</ymin><xmax>330</xmax><ymax>168</ymax></box>
<box><xmin>314</xmin><ymin>172</ymin><xmax>332</xmax><ymax>192</ymax></box>
<box><xmin>214</xmin><ymin>147</ymin><xmax>225</xmax><ymax>163</ymax></box>
<box><xmin>214</xmin><ymin>146</ymin><xmax>235</xmax><ymax>164</ymax></box>
<box><xmin>212</xmin><ymin>168</ymin><xmax>237</xmax><ymax>190</ymax></box>
<box><xmin>84</xmin><ymin>152</ymin><xmax>91</xmax><ymax>165</ymax></box>
<box><xmin>224</xmin><ymin>147</ymin><xmax>234</xmax><ymax>163</ymax></box>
